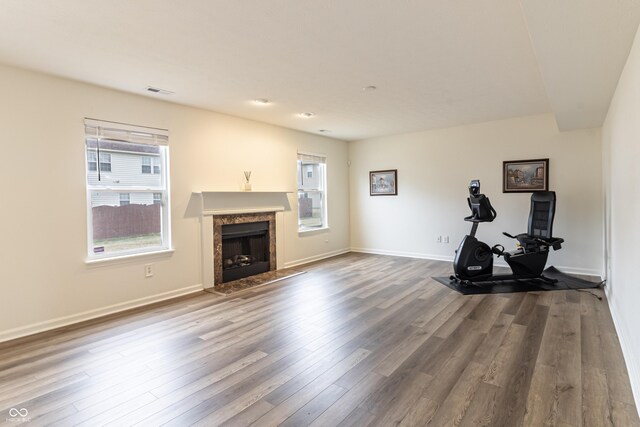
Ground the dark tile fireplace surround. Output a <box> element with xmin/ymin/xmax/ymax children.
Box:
<box><xmin>213</xmin><ymin>212</ymin><xmax>277</xmax><ymax>286</ymax></box>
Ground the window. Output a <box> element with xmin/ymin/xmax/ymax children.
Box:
<box><xmin>142</xmin><ymin>156</ymin><xmax>161</xmax><ymax>174</ymax></box>
<box><xmin>100</xmin><ymin>153</ymin><xmax>112</xmax><ymax>172</ymax></box>
<box><xmin>87</xmin><ymin>151</ymin><xmax>97</xmax><ymax>171</ymax></box>
<box><xmin>142</xmin><ymin>156</ymin><xmax>151</xmax><ymax>174</ymax></box>
<box><xmin>87</xmin><ymin>151</ymin><xmax>111</xmax><ymax>172</ymax></box>
<box><xmin>119</xmin><ymin>193</ymin><xmax>130</xmax><ymax>206</ymax></box>
<box><xmin>297</xmin><ymin>152</ymin><xmax>327</xmax><ymax>231</ymax></box>
<box><xmin>85</xmin><ymin>118</ymin><xmax>171</xmax><ymax>259</ymax></box>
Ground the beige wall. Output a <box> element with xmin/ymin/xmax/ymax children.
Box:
<box><xmin>349</xmin><ymin>114</ymin><xmax>603</xmax><ymax>276</ymax></box>
<box><xmin>0</xmin><ymin>64</ymin><xmax>350</xmax><ymax>339</ymax></box>
<box><xmin>602</xmin><ymin>25</ymin><xmax>640</xmax><ymax>406</ymax></box>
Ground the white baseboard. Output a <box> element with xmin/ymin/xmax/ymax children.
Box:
<box><xmin>350</xmin><ymin>247</ymin><xmax>453</xmax><ymax>263</ymax></box>
<box><xmin>552</xmin><ymin>265</ymin><xmax>603</xmax><ymax>279</ymax></box>
<box><xmin>605</xmin><ymin>290</ymin><xmax>640</xmax><ymax>412</ymax></box>
<box><xmin>283</xmin><ymin>248</ymin><xmax>351</xmax><ymax>268</ymax></box>
<box><xmin>0</xmin><ymin>284</ymin><xmax>203</xmax><ymax>344</ymax></box>
<box><xmin>351</xmin><ymin>247</ymin><xmax>603</xmax><ymax>280</ymax></box>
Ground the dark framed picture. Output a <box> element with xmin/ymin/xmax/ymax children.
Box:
<box><xmin>370</xmin><ymin>169</ymin><xmax>397</xmax><ymax>196</ymax></box>
<box><xmin>503</xmin><ymin>158</ymin><xmax>549</xmax><ymax>193</ymax></box>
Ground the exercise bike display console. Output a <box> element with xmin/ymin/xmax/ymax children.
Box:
<box><xmin>451</xmin><ymin>180</ymin><xmax>564</xmax><ymax>286</ymax></box>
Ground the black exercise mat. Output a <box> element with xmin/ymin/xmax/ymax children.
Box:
<box><xmin>432</xmin><ymin>266</ymin><xmax>602</xmax><ymax>295</ymax></box>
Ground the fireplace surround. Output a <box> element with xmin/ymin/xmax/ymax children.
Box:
<box><xmin>213</xmin><ymin>212</ymin><xmax>276</xmax><ymax>285</ymax></box>
<box><xmin>196</xmin><ymin>190</ymin><xmax>291</xmax><ymax>289</ymax></box>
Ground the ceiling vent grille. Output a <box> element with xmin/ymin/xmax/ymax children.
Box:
<box><xmin>145</xmin><ymin>86</ymin><xmax>174</xmax><ymax>95</ymax></box>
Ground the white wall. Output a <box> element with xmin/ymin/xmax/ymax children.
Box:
<box><xmin>0</xmin><ymin>64</ymin><xmax>349</xmax><ymax>340</ymax></box>
<box><xmin>602</xmin><ymin>24</ymin><xmax>640</xmax><ymax>407</ymax></box>
<box><xmin>349</xmin><ymin>114</ymin><xmax>603</xmax><ymax>276</ymax></box>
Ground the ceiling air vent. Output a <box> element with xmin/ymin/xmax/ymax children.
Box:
<box><xmin>145</xmin><ymin>86</ymin><xmax>174</xmax><ymax>95</ymax></box>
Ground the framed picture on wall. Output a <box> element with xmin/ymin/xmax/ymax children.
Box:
<box><xmin>503</xmin><ymin>158</ymin><xmax>549</xmax><ymax>193</ymax></box>
<box><xmin>370</xmin><ymin>169</ymin><xmax>397</xmax><ymax>196</ymax></box>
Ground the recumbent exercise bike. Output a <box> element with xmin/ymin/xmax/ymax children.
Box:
<box><xmin>451</xmin><ymin>180</ymin><xmax>564</xmax><ymax>286</ymax></box>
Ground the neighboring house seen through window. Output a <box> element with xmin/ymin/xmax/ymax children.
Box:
<box><xmin>142</xmin><ymin>156</ymin><xmax>152</xmax><ymax>174</ymax></box>
<box><xmin>142</xmin><ymin>156</ymin><xmax>161</xmax><ymax>174</ymax></box>
<box><xmin>119</xmin><ymin>193</ymin><xmax>130</xmax><ymax>206</ymax></box>
<box><xmin>85</xmin><ymin>119</ymin><xmax>171</xmax><ymax>259</ymax></box>
<box><xmin>87</xmin><ymin>151</ymin><xmax>111</xmax><ymax>172</ymax></box>
<box><xmin>297</xmin><ymin>152</ymin><xmax>327</xmax><ymax>231</ymax></box>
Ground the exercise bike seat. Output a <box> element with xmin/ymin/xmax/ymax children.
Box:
<box><xmin>503</xmin><ymin>191</ymin><xmax>564</xmax><ymax>252</ymax></box>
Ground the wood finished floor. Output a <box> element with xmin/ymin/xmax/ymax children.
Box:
<box><xmin>0</xmin><ymin>253</ymin><xmax>638</xmax><ymax>426</ymax></box>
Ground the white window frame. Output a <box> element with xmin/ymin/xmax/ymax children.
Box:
<box><xmin>297</xmin><ymin>152</ymin><xmax>328</xmax><ymax>232</ymax></box>
<box><xmin>85</xmin><ymin>118</ymin><xmax>172</xmax><ymax>261</ymax></box>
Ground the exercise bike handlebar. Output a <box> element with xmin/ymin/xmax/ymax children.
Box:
<box><xmin>464</xmin><ymin>203</ymin><xmax>497</xmax><ymax>222</ymax></box>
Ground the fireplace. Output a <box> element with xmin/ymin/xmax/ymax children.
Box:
<box><xmin>221</xmin><ymin>221</ymin><xmax>270</xmax><ymax>282</ymax></box>
<box><xmin>213</xmin><ymin>212</ymin><xmax>277</xmax><ymax>286</ymax></box>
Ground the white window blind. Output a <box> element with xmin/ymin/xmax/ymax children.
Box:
<box><xmin>84</xmin><ymin>118</ymin><xmax>169</xmax><ymax>146</ymax></box>
<box><xmin>297</xmin><ymin>152</ymin><xmax>326</xmax><ymax>164</ymax></box>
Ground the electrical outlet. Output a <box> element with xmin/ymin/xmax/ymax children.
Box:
<box><xmin>443</xmin><ymin>235</ymin><xmax>449</xmax><ymax>243</ymax></box>
<box><xmin>145</xmin><ymin>264</ymin><xmax>154</xmax><ymax>278</ymax></box>
<box><xmin>436</xmin><ymin>235</ymin><xmax>442</xmax><ymax>243</ymax></box>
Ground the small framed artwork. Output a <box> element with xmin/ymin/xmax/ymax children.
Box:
<box><xmin>370</xmin><ymin>169</ymin><xmax>397</xmax><ymax>196</ymax></box>
<box><xmin>503</xmin><ymin>158</ymin><xmax>549</xmax><ymax>193</ymax></box>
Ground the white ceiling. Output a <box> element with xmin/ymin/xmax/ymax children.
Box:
<box><xmin>1</xmin><ymin>0</ymin><xmax>639</xmax><ymax>141</ymax></box>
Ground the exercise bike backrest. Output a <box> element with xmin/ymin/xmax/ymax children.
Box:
<box><xmin>464</xmin><ymin>180</ymin><xmax>496</xmax><ymax>223</ymax></box>
<box><xmin>527</xmin><ymin>191</ymin><xmax>556</xmax><ymax>239</ymax></box>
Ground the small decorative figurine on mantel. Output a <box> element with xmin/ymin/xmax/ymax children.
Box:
<box><xmin>243</xmin><ymin>171</ymin><xmax>252</xmax><ymax>191</ymax></box>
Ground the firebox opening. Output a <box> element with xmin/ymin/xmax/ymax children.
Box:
<box><xmin>221</xmin><ymin>221</ymin><xmax>270</xmax><ymax>283</ymax></box>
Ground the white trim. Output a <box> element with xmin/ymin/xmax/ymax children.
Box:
<box><xmin>84</xmin><ymin>117</ymin><xmax>169</xmax><ymax>142</ymax></box>
<box><xmin>298</xmin><ymin>226</ymin><xmax>330</xmax><ymax>235</ymax></box>
<box><xmin>85</xmin><ymin>248</ymin><xmax>174</xmax><ymax>266</ymax></box>
<box><xmin>195</xmin><ymin>191</ymin><xmax>294</xmax><ymax>194</ymax></box>
<box><xmin>547</xmin><ymin>265</ymin><xmax>602</xmax><ymax>279</ymax></box>
<box><xmin>297</xmin><ymin>150</ymin><xmax>327</xmax><ymax>161</ymax></box>
<box><xmin>350</xmin><ymin>247</ymin><xmax>603</xmax><ymax>279</ymax></box>
<box><xmin>493</xmin><ymin>259</ymin><xmax>602</xmax><ymax>279</ymax></box>
<box><xmin>0</xmin><ymin>284</ymin><xmax>202</xmax><ymax>344</ymax></box>
<box><xmin>606</xmin><ymin>290</ymin><xmax>640</xmax><ymax>411</ymax></box>
<box><xmin>202</xmin><ymin>206</ymin><xmax>285</xmax><ymax>216</ymax></box>
<box><xmin>283</xmin><ymin>248</ymin><xmax>350</xmax><ymax>268</ymax></box>
<box><xmin>350</xmin><ymin>247</ymin><xmax>453</xmax><ymax>262</ymax></box>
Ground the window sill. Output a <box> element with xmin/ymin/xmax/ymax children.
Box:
<box><xmin>85</xmin><ymin>248</ymin><xmax>175</xmax><ymax>267</ymax></box>
<box><xmin>298</xmin><ymin>227</ymin><xmax>330</xmax><ymax>236</ymax></box>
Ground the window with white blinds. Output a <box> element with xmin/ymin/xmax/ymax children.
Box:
<box><xmin>297</xmin><ymin>152</ymin><xmax>327</xmax><ymax>231</ymax></box>
<box><xmin>85</xmin><ymin>118</ymin><xmax>171</xmax><ymax>259</ymax></box>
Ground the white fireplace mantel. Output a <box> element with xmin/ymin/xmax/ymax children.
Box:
<box><xmin>196</xmin><ymin>191</ymin><xmax>293</xmax><ymax>289</ymax></box>
<box><xmin>193</xmin><ymin>191</ymin><xmax>293</xmax><ymax>215</ymax></box>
